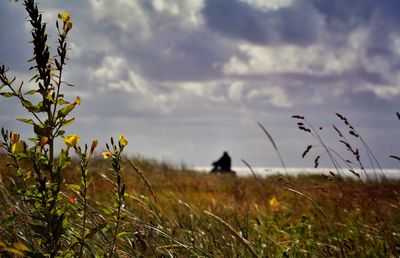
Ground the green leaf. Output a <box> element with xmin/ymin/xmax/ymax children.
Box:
<box><xmin>27</xmin><ymin>56</ymin><xmax>36</xmax><ymax>63</ymax></box>
<box><xmin>25</xmin><ymin>89</ymin><xmax>37</xmax><ymax>95</ymax></box>
<box><xmin>17</xmin><ymin>82</ymin><xmax>24</xmax><ymax>95</ymax></box>
<box><xmin>22</xmin><ymin>99</ymin><xmax>40</xmax><ymax>112</ymax></box>
<box><xmin>56</xmin><ymin>130</ymin><xmax>65</xmax><ymax>137</ymax></box>
<box><xmin>102</xmin><ymin>208</ymin><xmax>113</xmax><ymax>216</ymax></box>
<box><xmin>33</xmin><ymin>124</ymin><xmax>46</xmax><ymax>136</ymax></box>
<box><xmin>17</xmin><ymin>168</ymin><xmax>24</xmax><ymax>177</ymax></box>
<box><xmin>1</xmin><ymin>216</ymin><xmax>16</xmax><ymax>227</ymax></box>
<box><xmin>117</xmin><ymin>231</ymin><xmax>129</xmax><ymax>238</ymax></box>
<box><xmin>0</xmin><ymin>92</ymin><xmax>15</xmax><ymax>98</ymax></box>
<box><xmin>66</xmin><ymin>184</ymin><xmax>81</xmax><ymax>191</ymax></box>
<box><xmin>29</xmin><ymin>74</ymin><xmax>39</xmax><ymax>82</ymax></box>
<box><xmin>15</xmin><ymin>152</ymin><xmax>28</xmax><ymax>160</ymax></box>
<box><xmin>45</xmin><ymin>92</ymin><xmax>55</xmax><ymax>103</ymax></box>
<box><xmin>16</xmin><ymin>118</ymin><xmax>35</xmax><ymax>125</ymax></box>
<box><xmin>5</xmin><ymin>248</ymin><xmax>24</xmax><ymax>257</ymax></box>
<box><xmin>57</xmin><ymin>98</ymin><xmax>69</xmax><ymax>105</ymax></box>
<box><xmin>61</xmin><ymin>117</ymin><xmax>75</xmax><ymax>127</ymax></box>
<box><xmin>57</xmin><ymin>104</ymin><xmax>74</xmax><ymax>118</ymax></box>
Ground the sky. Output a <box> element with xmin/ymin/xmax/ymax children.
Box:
<box><xmin>1</xmin><ymin>0</ymin><xmax>400</xmax><ymax>169</ymax></box>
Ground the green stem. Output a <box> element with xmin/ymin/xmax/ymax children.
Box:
<box><xmin>79</xmin><ymin>188</ymin><xmax>87</xmax><ymax>257</ymax></box>
<box><xmin>109</xmin><ymin>179</ymin><xmax>123</xmax><ymax>257</ymax></box>
<box><xmin>79</xmin><ymin>158</ymin><xmax>89</xmax><ymax>257</ymax></box>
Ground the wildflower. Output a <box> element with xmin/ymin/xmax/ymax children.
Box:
<box><xmin>69</xmin><ymin>196</ymin><xmax>75</xmax><ymax>204</ymax></box>
<box><xmin>90</xmin><ymin>139</ymin><xmax>98</xmax><ymax>156</ymax></box>
<box><xmin>102</xmin><ymin>151</ymin><xmax>112</xmax><ymax>159</ymax></box>
<box><xmin>64</xmin><ymin>133</ymin><xmax>80</xmax><ymax>148</ymax></box>
<box><xmin>12</xmin><ymin>141</ymin><xmax>26</xmax><ymax>153</ymax></box>
<box><xmin>58</xmin><ymin>12</ymin><xmax>70</xmax><ymax>22</ymax></box>
<box><xmin>11</xmin><ymin>132</ymin><xmax>20</xmax><ymax>144</ymax></box>
<box><xmin>269</xmin><ymin>197</ymin><xmax>279</xmax><ymax>212</ymax></box>
<box><xmin>119</xmin><ymin>134</ymin><xmax>128</xmax><ymax>147</ymax></box>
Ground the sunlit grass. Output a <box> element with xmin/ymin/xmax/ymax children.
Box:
<box><xmin>2</xmin><ymin>153</ymin><xmax>400</xmax><ymax>256</ymax></box>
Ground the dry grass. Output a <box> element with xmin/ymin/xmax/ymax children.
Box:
<box><xmin>1</xmin><ymin>152</ymin><xmax>400</xmax><ymax>256</ymax></box>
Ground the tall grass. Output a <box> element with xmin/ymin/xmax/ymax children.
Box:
<box><xmin>1</xmin><ymin>151</ymin><xmax>399</xmax><ymax>256</ymax></box>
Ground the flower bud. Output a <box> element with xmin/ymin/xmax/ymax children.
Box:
<box><xmin>90</xmin><ymin>139</ymin><xmax>98</xmax><ymax>155</ymax></box>
<box><xmin>11</xmin><ymin>132</ymin><xmax>20</xmax><ymax>144</ymax></box>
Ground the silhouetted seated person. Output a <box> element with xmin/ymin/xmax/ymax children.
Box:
<box><xmin>211</xmin><ymin>151</ymin><xmax>235</xmax><ymax>175</ymax></box>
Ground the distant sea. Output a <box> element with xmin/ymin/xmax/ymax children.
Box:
<box><xmin>193</xmin><ymin>166</ymin><xmax>400</xmax><ymax>181</ymax></box>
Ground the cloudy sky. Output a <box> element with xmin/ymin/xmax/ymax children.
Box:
<box><xmin>1</xmin><ymin>0</ymin><xmax>400</xmax><ymax>169</ymax></box>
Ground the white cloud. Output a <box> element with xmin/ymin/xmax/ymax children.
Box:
<box><xmin>356</xmin><ymin>84</ymin><xmax>400</xmax><ymax>100</ymax></box>
<box><xmin>92</xmin><ymin>56</ymin><xmax>126</xmax><ymax>83</ymax></box>
<box><xmin>151</xmin><ymin>0</ymin><xmax>204</xmax><ymax>27</ymax></box>
<box><xmin>240</xmin><ymin>0</ymin><xmax>294</xmax><ymax>10</ymax></box>
<box><xmin>90</xmin><ymin>55</ymin><xmax>173</xmax><ymax>113</ymax></box>
<box><xmin>223</xmin><ymin>28</ymin><xmax>371</xmax><ymax>77</ymax></box>
<box><xmin>246</xmin><ymin>85</ymin><xmax>293</xmax><ymax>108</ymax></box>
<box><xmin>228</xmin><ymin>81</ymin><xmax>244</xmax><ymax>102</ymax></box>
<box><xmin>223</xmin><ymin>41</ymin><xmax>360</xmax><ymax>76</ymax></box>
<box><xmin>152</xmin><ymin>0</ymin><xmax>179</xmax><ymax>16</ymax></box>
<box><xmin>89</xmin><ymin>0</ymin><xmax>150</xmax><ymax>38</ymax></box>
<box><xmin>169</xmin><ymin>81</ymin><xmax>226</xmax><ymax>103</ymax></box>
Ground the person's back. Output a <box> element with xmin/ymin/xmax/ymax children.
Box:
<box><xmin>211</xmin><ymin>151</ymin><xmax>232</xmax><ymax>172</ymax></box>
<box><xmin>219</xmin><ymin>152</ymin><xmax>231</xmax><ymax>171</ymax></box>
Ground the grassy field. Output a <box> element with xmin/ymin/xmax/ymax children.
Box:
<box><xmin>1</xmin><ymin>153</ymin><xmax>399</xmax><ymax>257</ymax></box>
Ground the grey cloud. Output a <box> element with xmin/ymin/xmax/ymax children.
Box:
<box><xmin>67</xmin><ymin>1</ymin><xmax>234</xmax><ymax>82</ymax></box>
<box><xmin>312</xmin><ymin>0</ymin><xmax>400</xmax><ymax>32</ymax></box>
<box><xmin>202</xmin><ymin>0</ymin><xmax>400</xmax><ymax>80</ymax></box>
<box><xmin>311</xmin><ymin>0</ymin><xmax>400</xmax><ymax>69</ymax></box>
<box><xmin>129</xmin><ymin>30</ymin><xmax>230</xmax><ymax>81</ymax></box>
<box><xmin>0</xmin><ymin>2</ymin><xmax>31</xmax><ymax>71</ymax></box>
<box><xmin>202</xmin><ymin>0</ymin><xmax>320</xmax><ymax>46</ymax></box>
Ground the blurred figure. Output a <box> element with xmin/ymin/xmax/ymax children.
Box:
<box><xmin>211</xmin><ymin>151</ymin><xmax>233</xmax><ymax>173</ymax></box>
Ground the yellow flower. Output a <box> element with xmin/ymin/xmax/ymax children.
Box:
<box><xmin>119</xmin><ymin>134</ymin><xmax>128</xmax><ymax>147</ymax></box>
<box><xmin>269</xmin><ymin>197</ymin><xmax>279</xmax><ymax>212</ymax></box>
<box><xmin>58</xmin><ymin>12</ymin><xmax>70</xmax><ymax>22</ymax></box>
<box><xmin>11</xmin><ymin>132</ymin><xmax>20</xmax><ymax>144</ymax></box>
<box><xmin>102</xmin><ymin>151</ymin><xmax>112</xmax><ymax>159</ymax></box>
<box><xmin>12</xmin><ymin>141</ymin><xmax>26</xmax><ymax>153</ymax></box>
<box><xmin>64</xmin><ymin>133</ymin><xmax>80</xmax><ymax>148</ymax></box>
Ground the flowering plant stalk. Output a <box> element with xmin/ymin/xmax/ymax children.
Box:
<box><xmin>103</xmin><ymin>135</ymin><xmax>128</xmax><ymax>256</ymax></box>
<box><xmin>0</xmin><ymin>1</ymin><xmax>129</xmax><ymax>256</ymax></box>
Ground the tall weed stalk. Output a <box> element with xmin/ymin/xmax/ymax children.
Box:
<box><xmin>0</xmin><ymin>1</ymin><xmax>129</xmax><ymax>256</ymax></box>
